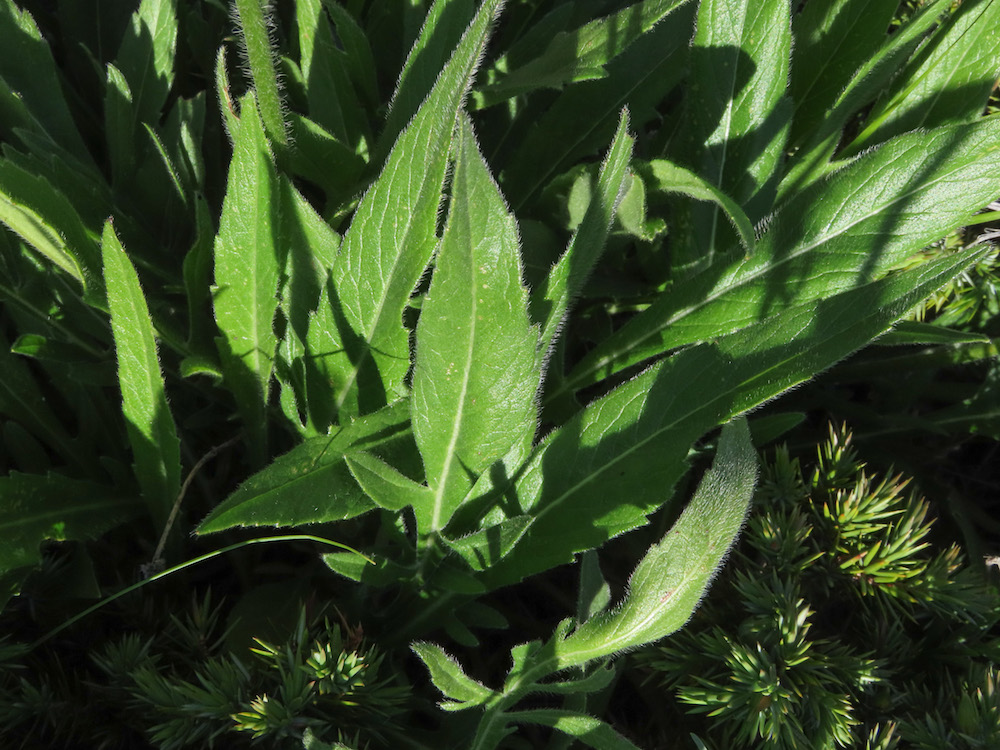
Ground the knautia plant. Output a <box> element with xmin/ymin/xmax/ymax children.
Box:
<box><xmin>0</xmin><ymin>0</ymin><xmax>998</xmax><ymax>746</ymax></box>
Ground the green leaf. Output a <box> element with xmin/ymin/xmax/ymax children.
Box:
<box><xmin>506</xmin><ymin>709</ymin><xmax>642</xmax><ymax>750</ymax></box>
<box><xmin>215</xmin><ymin>46</ymin><xmax>239</xmax><ymax>141</ymax></box>
<box><xmin>501</xmin><ymin>2</ymin><xmax>695</xmax><ymax>209</ymax></box>
<box><xmin>101</xmin><ymin>221</ymin><xmax>181</xmax><ymax>531</ymax></box>
<box><xmin>288</xmin><ymin>114</ymin><xmax>366</xmax><ymax>211</ymax></box>
<box><xmin>411</xmin><ymin>116</ymin><xmax>540</xmax><ymax>534</ymax></box>
<box><xmin>196</xmin><ymin>401</ymin><xmax>410</xmax><ymax>533</ymax></box>
<box><xmin>482</xmin><ymin>244</ymin><xmax>989</xmax><ymax>588</ymax></box>
<box><xmin>113</xmin><ymin>0</ymin><xmax>178</xmax><ymax>125</ymax></box>
<box><xmin>0</xmin><ymin>472</ymin><xmax>142</xmax><ymax>580</ymax></box>
<box><xmin>233</xmin><ymin>0</ymin><xmax>288</xmax><ymax>148</ymax></box>
<box><xmin>850</xmin><ymin>0</ymin><xmax>1000</xmax><ymax>151</ymax></box>
<box><xmin>375</xmin><ymin>0</ymin><xmax>476</xmax><ymax>165</ymax></box>
<box><xmin>412</xmin><ymin>641</ymin><xmax>495</xmax><ymax>708</ymax></box>
<box><xmin>298</xmin><ymin>0</ymin><xmax>367</xmax><ymax>149</ymax></box>
<box><xmin>327</xmin><ymin>0</ymin><xmax>503</xmax><ymax>417</ymax></box>
<box><xmin>0</xmin><ymin>1</ymin><xmax>93</xmax><ymax>165</ymax></box>
<box><xmin>789</xmin><ymin>0</ymin><xmax>899</xmax><ymax>147</ymax></box>
<box><xmin>555</xmin><ymin>418</ymin><xmax>756</xmax><ymax>666</ymax></box>
<box><xmin>558</xmin><ymin>118</ymin><xmax>1000</xmax><ymax>395</ymax></box>
<box><xmin>212</xmin><ymin>91</ymin><xmax>282</xmax><ymax>465</ymax></box>
<box><xmin>879</xmin><ymin>321</ymin><xmax>991</xmax><ymax>347</ymax></box>
<box><xmin>442</xmin><ymin>516</ymin><xmax>534</xmax><ymax>572</ymax></box>
<box><xmin>779</xmin><ymin>0</ymin><xmax>949</xmax><ymax>195</ymax></box>
<box><xmin>638</xmin><ymin>158</ymin><xmax>756</xmax><ymax>256</ymax></box>
<box><xmin>182</xmin><ymin>194</ymin><xmax>216</xmax><ymax>353</ymax></box>
<box><xmin>321</xmin><ymin>0</ymin><xmax>379</xmax><ymax>110</ymax></box>
<box><xmin>0</xmin><ymin>159</ymin><xmax>102</xmax><ymax>306</ymax></box>
<box><xmin>533</xmin><ymin>110</ymin><xmax>633</xmax><ymax>356</ymax></box>
<box><xmin>0</xmin><ymin>328</ymin><xmax>91</xmax><ymax>473</ymax></box>
<box><xmin>690</xmin><ymin>0</ymin><xmax>791</xmax><ymax>196</ymax></box>
<box><xmin>344</xmin><ymin>450</ymin><xmax>432</xmax><ymax>512</ymax></box>
<box><xmin>480</xmin><ymin>0</ymin><xmax>692</xmax><ymax>104</ymax></box>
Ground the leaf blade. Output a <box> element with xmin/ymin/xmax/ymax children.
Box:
<box><xmin>212</xmin><ymin>92</ymin><xmax>282</xmax><ymax>464</ymax></box>
<box><xmin>102</xmin><ymin>221</ymin><xmax>181</xmax><ymax>530</ymax></box>
<box><xmin>412</xmin><ymin>116</ymin><xmax>540</xmax><ymax>533</ymax></box>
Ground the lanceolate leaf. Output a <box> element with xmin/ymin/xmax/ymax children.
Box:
<box><xmin>114</xmin><ymin>0</ymin><xmax>177</xmax><ymax>121</ymax></box>
<box><xmin>849</xmin><ymin>0</ymin><xmax>1000</xmax><ymax>152</ymax></box>
<box><xmin>534</xmin><ymin>110</ymin><xmax>633</xmax><ymax>356</ymax></box>
<box><xmin>412</xmin><ymin>641</ymin><xmax>495</xmax><ymax>708</ymax></box>
<box><xmin>480</xmin><ymin>0</ymin><xmax>693</xmax><ymax>104</ymax></box>
<box><xmin>197</xmin><ymin>401</ymin><xmax>411</xmax><ymax>534</ymax></box>
<box><xmin>555</xmin><ymin>418</ymin><xmax>756</xmax><ymax>667</ymax></box>
<box><xmin>0</xmin><ymin>159</ymin><xmax>102</xmax><ymax>306</ymax></box>
<box><xmin>505</xmin><ymin>710</ymin><xmax>642</xmax><ymax>750</ymax></box>
<box><xmin>789</xmin><ymin>0</ymin><xmax>899</xmax><ymax>147</ymax></box>
<box><xmin>502</xmin><ymin>2</ymin><xmax>695</xmax><ymax>209</ymax></box>
<box><xmin>101</xmin><ymin>221</ymin><xmax>181</xmax><ymax>531</ymax></box>
<box><xmin>638</xmin><ymin>158</ymin><xmax>756</xmax><ymax>255</ymax></box>
<box><xmin>328</xmin><ymin>0</ymin><xmax>502</xmax><ymax>418</ymax></box>
<box><xmin>682</xmin><ymin>0</ymin><xmax>790</xmax><ymax>246</ymax></box>
<box><xmin>411</xmin><ymin>116</ymin><xmax>540</xmax><ymax>534</ymax></box>
<box><xmin>0</xmin><ymin>1</ymin><xmax>93</xmax><ymax>165</ymax></box>
<box><xmin>482</xmin><ymin>245</ymin><xmax>989</xmax><ymax>588</ymax></box>
<box><xmin>213</xmin><ymin>92</ymin><xmax>282</xmax><ymax>465</ymax></box>
<box><xmin>557</xmin><ymin>118</ymin><xmax>1000</xmax><ymax>396</ymax></box>
<box><xmin>779</xmin><ymin>0</ymin><xmax>949</xmax><ymax>195</ymax></box>
<box><xmin>233</xmin><ymin>0</ymin><xmax>287</xmax><ymax>148</ymax></box>
<box><xmin>377</xmin><ymin>0</ymin><xmax>477</xmax><ymax>164</ymax></box>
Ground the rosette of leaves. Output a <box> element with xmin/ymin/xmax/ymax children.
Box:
<box><xmin>631</xmin><ymin>424</ymin><xmax>1000</xmax><ymax>750</ymax></box>
<box><xmin>0</xmin><ymin>0</ymin><xmax>999</xmax><ymax>745</ymax></box>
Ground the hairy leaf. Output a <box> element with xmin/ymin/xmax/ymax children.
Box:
<box><xmin>212</xmin><ymin>92</ymin><xmax>282</xmax><ymax>465</ymax></box>
<box><xmin>412</xmin><ymin>116</ymin><xmax>540</xmax><ymax>533</ymax></box>
<box><xmin>101</xmin><ymin>221</ymin><xmax>181</xmax><ymax>530</ymax></box>
<box><xmin>326</xmin><ymin>0</ymin><xmax>503</xmax><ymax>417</ymax></box>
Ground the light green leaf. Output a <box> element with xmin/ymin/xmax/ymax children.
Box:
<box><xmin>101</xmin><ymin>221</ymin><xmax>181</xmax><ymax>531</ymax></box>
<box><xmin>412</xmin><ymin>116</ymin><xmax>540</xmax><ymax>533</ymax></box>
<box><xmin>0</xmin><ymin>159</ymin><xmax>102</xmax><ymax>306</ymax></box>
<box><xmin>233</xmin><ymin>0</ymin><xmax>287</xmax><ymax>148</ymax></box>
<box><xmin>534</xmin><ymin>110</ymin><xmax>633</xmax><ymax>356</ymax></box>
<box><xmin>480</xmin><ymin>0</ymin><xmax>692</xmax><ymax>104</ymax></box>
<box><xmin>506</xmin><ymin>709</ymin><xmax>641</xmax><ymax>750</ymax></box>
<box><xmin>555</xmin><ymin>418</ymin><xmax>756</xmax><ymax>666</ymax></box>
<box><xmin>0</xmin><ymin>472</ymin><xmax>142</xmax><ymax>578</ymax></box>
<box><xmin>850</xmin><ymin>0</ymin><xmax>1000</xmax><ymax>152</ymax></box>
<box><xmin>639</xmin><ymin>158</ymin><xmax>756</xmax><ymax>256</ymax></box>
<box><xmin>376</xmin><ymin>0</ymin><xmax>476</xmax><ymax>165</ymax></box>
<box><xmin>327</xmin><ymin>0</ymin><xmax>503</xmax><ymax>418</ymax></box>
<box><xmin>212</xmin><ymin>91</ymin><xmax>282</xmax><ymax>465</ymax></box>
<box><xmin>558</xmin><ymin>118</ymin><xmax>1000</xmax><ymax>396</ymax></box>
<box><xmin>412</xmin><ymin>641</ymin><xmax>495</xmax><ymax>708</ymax></box>
<box><xmin>113</xmin><ymin>0</ymin><xmax>177</xmax><ymax>125</ymax></box>
<box><xmin>196</xmin><ymin>401</ymin><xmax>410</xmax><ymax>533</ymax></box>
<box><xmin>345</xmin><ymin>450</ymin><xmax>432</xmax><ymax>512</ymax></box>
<box><xmin>482</xmin><ymin>244</ymin><xmax>989</xmax><ymax>588</ymax></box>
<box><xmin>442</xmin><ymin>516</ymin><xmax>534</xmax><ymax>572</ymax></box>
